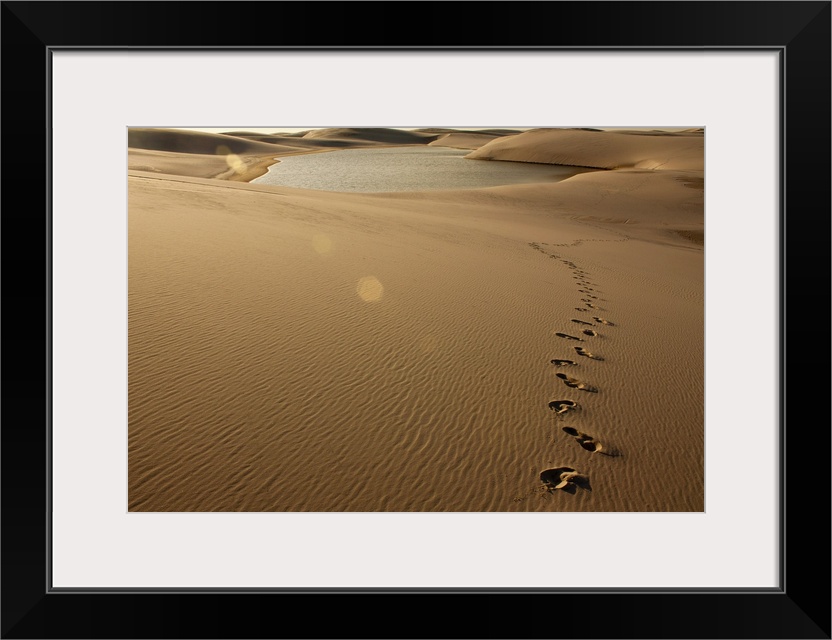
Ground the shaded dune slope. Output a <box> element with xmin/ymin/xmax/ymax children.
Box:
<box><xmin>128</xmin><ymin>128</ymin><xmax>290</xmax><ymax>155</ymax></box>
<box><xmin>302</xmin><ymin>127</ymin><xmax>438</xmax><ymax>144</ymax></box>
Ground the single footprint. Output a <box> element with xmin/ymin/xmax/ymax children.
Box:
<box><xmin>548</xmin><ymin>399</ymin><xmax>577</xmax><ymax>414</ymax></box>
<box><xmin>582</xmin><ymin>329</ymin><xmax>598</xmax><ymax>337</ymax></box>
<box><xmin>593</xmin><ymin>316</ymin><xmax>615</xmax><ymax>326</ymax></box>
<box><xmin>562</xmin><ymin>427</ymin><xmax>604</xmax><ymax>452</ymax></box>
<box><xmin>571</xmin><ymin>319</ymin><xmax>594</xmax><ymax>326</ymax></box>
<box><xmin>555</xmin><ymin>332</ymin><xmax>584</xmax><ymax>341</ymax></box>
<box><xmin>578</xmin><ymin>289</ymin><xmax>595</xmax><ymax>294</ymax></box>
<box><xmin>575</xmin><ymin>307</ymin><xmax>589</xmax><ymax>312</ymax></box>
<box><xmin>551</xmin><ymin>359</ymin><xmax>577</xmax><ymax>366</ymax></box>
<box><xmin>585</xmin><ymin>303</ymin><xmax>598</xmax><ymax>309</ymax></box>
<box><xmin>540</xmin><ymin>467</ymin><xmax>592</xmax><ymax>492</ymax></box>
<box><xmin>562</xmin><ymin>427</ymin><xmax>621</xmax><ymax>456</ymax></box>
<box><xmin>574</xmin><ymin>346</ymin><xmax>604</xmax><ymax>360</ymax></box>
<box><xmin>556</xmin><ymin>373</ymin><xmax>598</xmax><ymax>392</ymax></box>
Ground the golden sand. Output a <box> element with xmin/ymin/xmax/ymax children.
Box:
<box><xmin>128</xmin><ymin>128</ymin><xmax>703</xmax><ymax>512</ymax></box>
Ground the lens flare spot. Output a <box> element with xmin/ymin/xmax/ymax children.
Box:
<box><xmin>312</xmin><ymin>234</ymin><xmax>332</xmax><ymax>254</ymax></box>
<box><xmin>225</xmin><ymin>153</ymin><xmax>246</xmax><ymax>174</ymax></box>
<box><xmin>357</xmin><ymin>276</ymin><xmax>383</xmax><ymax>302</ymax></box>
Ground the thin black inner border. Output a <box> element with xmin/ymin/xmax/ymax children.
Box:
<box><xmin>46</xmin><ymin>45</ymin><xmax>785</xmax><ymax>594</ymax></box>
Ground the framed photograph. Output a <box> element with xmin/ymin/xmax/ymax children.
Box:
<box><xmin>3</xmin><ymin>2</ymin><xmax>829</xmax><ymax>638</ymax></box>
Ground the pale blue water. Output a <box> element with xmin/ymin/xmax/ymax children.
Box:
<box><xmin>251</xmin><ymin>147</ymin><xmax>589</xmax><ymax>192</ymax></box>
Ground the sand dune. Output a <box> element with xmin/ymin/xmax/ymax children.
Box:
<box><xmin>482</xmin><ymin>169</ymin><xmax>704</xmax><ymax>244</ymax></box>
<box><xmin>128</xmin><ymin>148</ymin><xmax>281</xmax><ymax>181</ymax></box>
<box><xmin>127</xmin><ymin>128</ymin><xmax>294</xmax><ymax>181</ymax></box>
<box><xmin>221</xmin><ymin>132</ymin><xmax>384</xmax><ymax>149</ymax></box>
<box><xmin>219</xmin><ymin>132</ymin><xmax>308</xmax><ymax>144</ymax></box>
<box><xmin>302</xmin><ymin>127</ymin><xmax>438</xmax><ymax>144</ymax></box>
<box><xmin>466</xmin><ymin>128</ymin><xmax>704</xmax><ymax>170</ymax></box>
<box><xmin>128</xmin><ymin>128</ymin><xmax>703</xmax><ymax>512</ymax></box>
<box><xmin>128</xmin><ymin>148</ymin><xmax>283</xmax><ymax>182</ymax></box>
<box><xmin>428</xmin><ymin>132</ymin><xmax>502</xmax><ymax>150</ymax></box>
<box><xmin>128</xmin><ymin>127</ymin><xmax>444</xmax><ymax>181</ymax></box>
<box><xmin>417</xmin><ymin>127</ymin><xmax>524</xmax><ymax>136</ymax></box>
<box><xmin>128</xmin><ymin>128</ymin><xmax>291</xmax><ymax>155</ymax></box>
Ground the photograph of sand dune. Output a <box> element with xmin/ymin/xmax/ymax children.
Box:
<box><xmin>128</xmin><ymin>126</ymin><xmax>704</xmax><ymax>512</ymax></box>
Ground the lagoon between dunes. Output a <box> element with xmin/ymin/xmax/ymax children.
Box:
<box><xmin>128</xmin><ymin>126</ymin><xmax>704</xmax><ymax>512</ymax></box>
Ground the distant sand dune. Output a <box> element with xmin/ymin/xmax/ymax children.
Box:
<box><xmin>417</xmin><ymin>128</ymin><xmax>525</xmax><ymax>137</ymax></box>
<box><xmin>128</xmin><ymin>127</ymin><xmax>444</xmax><ymax>180</ymax></box>
<box><xmin>302</xmin><ymin>127</ymin><xmax>438</xmax><ymax>145</ymax></box>
<box><xmin>466</xmin><ymin>128</ymin><xmax>704</xmax><ymax>171</ymax></box>
<box><xmin>428</xmin><ymin>132</ymin><xmax>501</xmax><ymax>150</ymax></box>
<box><xmin>128</xmin><ymin>128</ymin><xmax>291</xmax><ymax>155</ymax></box>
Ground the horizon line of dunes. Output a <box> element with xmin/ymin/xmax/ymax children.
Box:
<box><xmin>127</xmin><ymin>127</ymin><xmax>704</xmax><ymax>171</ymax></box>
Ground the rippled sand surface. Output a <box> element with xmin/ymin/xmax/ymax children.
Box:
<box><xmin>129</xmin><ymin>165</ymin><xmax>703</xmax><ymax>512</ymax></box>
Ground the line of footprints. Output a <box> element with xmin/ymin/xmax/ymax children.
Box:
<box><xmin>528</xmin><ymin>243</ymin><xmax>621</xmax><ymax>498</ymax></box>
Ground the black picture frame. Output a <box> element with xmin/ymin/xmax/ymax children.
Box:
<box><xmin>2</xmin><ymin>2</ymin><xmax>829</xmax><ymax>638</ymax></box>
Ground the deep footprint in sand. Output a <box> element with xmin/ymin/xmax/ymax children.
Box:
<box><xmin>582</xmin><ymin>329</ymin><xmax>598</xmax><ymax>337</ymax></box>
<box><xmin>540</xmin><ymin>466</ymin><xmax>592</xmax><ymax>492</ymax></box>
<box><xmin>571</xmin><ymin>319</ymin><xmax>594</xmax><ymax>326</ymax></box>
<box><xmin>555</xmin><ymin>332</ymin><xmax>584</xmax><ymax>341</ymax></box>
<box><xmin>574</xmin><ymin>346</ymin><xmax>604</xmax><ymax>360</ymax></box>
<box><xmin>575</xmin><ymin>307</ymin><xmax>589</xmax><ymax>313</ymax></box>
<box><xmin>551</xmin><ymin>359</ymin><xmax>577</xmax><ymax>366</ymax></box>
<box><xmin>562</xmin><ymin>427</ymin><xmax>621</xmax><ymax>456</ymax></box>
<box><xmin>562</xmin><ymin>426</ymin><xmax>604</xmax><ymax>453</ymax></box>
<box><xmin>556</xmin><ymin>373</ymin><xmax>598</xmax><ymax>392</ymax></box>
<box><xmin>548</xmin><ymin>399</ymin><xmax>577</xmax><ymax>414</ymax></box>
<box><xmin>593</xmin><ymin>316</ymin><xmax>614</xmax><ymax>326</ymax></box>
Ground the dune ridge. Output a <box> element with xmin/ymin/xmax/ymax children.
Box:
<box><xmin>301</xmin><ymin>127</ymin><xmax>438</xmax><ymax>144</ymax></box>
<box><xmin>428</xmin><ymin>131</ymin><xmax>502</xmax><ymax>150</ymax></box>
<box><xmin>129</xmin><ymin>127</ymin><xmax>443</xmax><ymax>181</ymax></box>
<box><xmin>466</xmin><ymin>127</ymin><xmax>704</xmax><ymax>170</ymax></box>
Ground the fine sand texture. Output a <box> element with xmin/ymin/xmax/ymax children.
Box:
<box><xmin>128</xmin><ymin>128</ymin><xmax>703</xmax><ymax>512</ymax></box>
